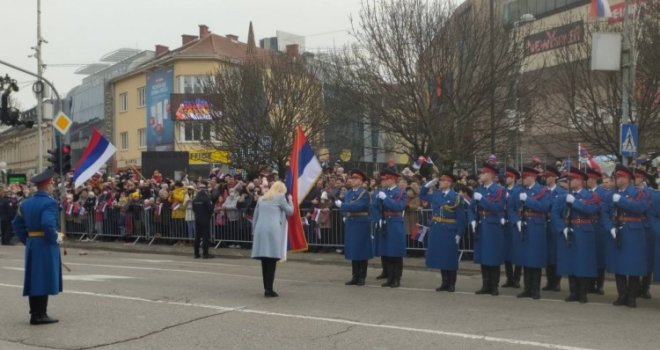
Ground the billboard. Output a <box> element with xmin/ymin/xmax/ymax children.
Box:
<box><xmin>146</xmin><ymin>67</ymin><xmax>174</xmax><ymax>151</ymax></box>
<box><xmin>170</xmin><ymin>94</ymin><xmax>222</xmax><ymax>121</ymax></box>
<box><xmin>525</xmin><ymin>21</ymin><xmax>584</xmax><ymax>56</ymax></box>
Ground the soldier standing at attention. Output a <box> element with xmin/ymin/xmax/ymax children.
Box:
<box><xmin>543</xmin><ymin>166</ymin><xmax>566</xmax><ymax>292</ymax></box>
<box><xmin>336</xmin><ymin>169</ymin><xmax>372</xmax><ymax>286</ymax></box>
<box><xmin>374</xmin><ymin>170</ymin><xmax>407</xmax><ymax>288</ymax></box>
<box><xmin>12</xmin><ymin>168</ymin><xmax>62</xmax><ymax>325</ymax></box>
<box><xmin>503</xmin><ymin>167</ymin><xmax>522</xmax><ymax>289</ymax></box>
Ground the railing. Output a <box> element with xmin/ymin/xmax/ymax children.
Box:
<box><xmin>64</xmin><ymin>206</ymin><xmax>474</xmax><ymax>255</ymax></box>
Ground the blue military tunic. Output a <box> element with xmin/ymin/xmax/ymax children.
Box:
<box><xmin>419</xmin><ymin>187</ymin><xmax>465</xmax><ymax>270</ymax></box>
<box><xmin>552</xmin><ymin>188</ymin><xmax>600</xmax><ymax>277</ymax></box>
<box><xmin>373</xmin><ymin>186</ymin><xmax>407</xmax><ymax>257</ymax></box>
<box><xmin>591</xmin><ymin>186</ymin><xmax>611</xmax><ymax>270</ymax></box>
<box><xmin>639</xmin><ymin>186</ymin><xmax>655</xmax><ymax>275</ymax></box>
<box><xmin>340</xmin><ymin>187</ymin><xmax>373</xmax><ymax>261</ymax></box>
<box><xmin>546</xmin><ymin>185</ymin><xmax>567</xmax><ymax>266</ymax></box>
<box><xmin>505</xmin><ymin>184</ymin><xmax>522</xmax><ymax>265</ymax></box>
<box><xmin>468</xmin><ymin>183</ymin><xmax>506</xmax><ymax>266</ymax></box>
<box><xmin>516</xmin><ymin>183</ymin><xmax>551</xmax><ymax>268</ymax></box>
<box><xmin>601</xmin><ymin>185</ymin><xmax>650</xmax><ymax>276</ymax></box>
<box><xmin>648</xmin><ymin>189</ymin><xmax>660</xmax><ymax>283</ymax></box>
<box><xmin>12</xmin><ymin>191</ymin><xmax>63</xmax><ymax>297</ymax></box>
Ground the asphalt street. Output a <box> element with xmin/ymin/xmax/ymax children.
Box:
<box><xmin>1</xmin><ymin>245</ymin><xmax>660</xmax><ymax>350</ymax></box>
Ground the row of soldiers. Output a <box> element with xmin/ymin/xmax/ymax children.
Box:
<box><xmin>335</xmin><ymin>164</ymin><xmax>660</xmax><ymax>308</ymax></box>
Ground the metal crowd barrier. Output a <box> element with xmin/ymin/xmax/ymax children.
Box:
<box><xmin>64</xmin><ymin>205</ymin><xmax>475</xmax><ymax>255</ymax></box>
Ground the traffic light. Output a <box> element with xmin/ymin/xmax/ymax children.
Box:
<box><xmin>47</xmin><ymin>147</ymin><xmax>61</xmax><ymax>173</ymax></box>
<box><xmin>61</xmin><ymin>144</ymin><xmax>72</xmax><ymax>174</ymax></box>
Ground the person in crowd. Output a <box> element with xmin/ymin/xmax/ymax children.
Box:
<box><xmin>192</xmin><ymin>182</ymin><xmax>214</xmax><ymax>259</ymax></box>
<box><xmin>184</xmin><ymin>185</ymin><xmax>196</xmax><ymax>240</ymax></box>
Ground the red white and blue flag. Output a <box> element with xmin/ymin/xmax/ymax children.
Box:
<box><xmin>578</xmin><ymin>143</ymin><xmax>603</xmax><ymax>173</ymax></box>
<box><xmin>284</xmin><ymin>126</ymin><xmax>322</xmax><ymax>254</ymax></box>
<box><xmin>73</xmin><ymin>129</ymin><xmax>116</xmax><ymax>188</ymax></box>
<box><xmin>590</xmin><ymin>0</ymin><xmax>612</xmax><ymax>18</ymax></box>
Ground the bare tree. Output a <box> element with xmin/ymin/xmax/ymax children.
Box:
<box><xmin>203</xmin><ymin>54</ymin><xmax>327</xmax><ymax>179</ymax></box>
<box><xmin>323</xmin><ymin>0</ymin><xmax>539</xmax><ymax>170</ymax></box>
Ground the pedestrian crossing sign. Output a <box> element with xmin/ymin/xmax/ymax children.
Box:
<box><xmin>620</xmin><ymin>123</ymin><xmax>638</xmax><ymax>157</ymax></box>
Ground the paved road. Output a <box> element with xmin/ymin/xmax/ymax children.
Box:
<box><xmin>1</xmin><ymin>245</ymin><xmax>659</xmax><ymax>350</ymax></box>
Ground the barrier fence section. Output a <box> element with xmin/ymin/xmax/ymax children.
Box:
<box><xmin>64</xmin><ymin>206</ymin><xmax>475</xmax><ymax>255</ymax></box>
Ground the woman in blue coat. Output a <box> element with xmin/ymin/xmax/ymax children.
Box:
<box><xmin>337</xmin><ymin>169</ymin><xmax>373</xmax><ymax>286</ymax></box>
<box><xmin>468</xmin><ymin>163</ymin><xmax>506</xmax><ymax>296</ymax></box>
<box><xmin>601</xmin><ymin>165</ymin><xmax>650</xmax><ymax>308</ymax></box>
<box><xmin>419</xmin><ymin>172</ymin><xmax>465</xmax><ymax>292</ymax></box>
<box><xmin>552</xmin><ymin>167</ymin><xmax>600</xmax><ymax>303</ymax></box>
<box><xmin>12</xmin><ymin>169</ymin><xmax>62</xmax><ymax>325</ymax></box>
<box><xmin>515</xmin><ymin>167</ymin><xmax>551</xmax><ymax>300</ymax></box>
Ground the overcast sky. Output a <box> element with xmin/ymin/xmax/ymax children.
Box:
<box><xmin>4</xmin><ymin>0</ymin><xmax>365</xmax><ymax>109</ymax></box>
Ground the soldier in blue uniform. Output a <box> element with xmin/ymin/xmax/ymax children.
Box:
<box><xmin>649</xmin><ymin>182</ymin><xmax>660</xmax><ymax>284</ymax></box>
<box><xmin>373</xmin><ymin>169</ymin><xmax>407</xmax><ymax>288</ymax></box>
<box><xmin>419</xmin><ymin>171</ymin><xmax>465</xmax><ymax>292</ymax></box>
<box><xmin>585</xmin><ymin>168</ymin><xmax>610</xmax><ymax>295</ymax></box>
<box><xmin>633</xmin><ymin>169</ymin><xmax>654</xmax><ymax>299</ymax></box>
<box><xmin>602</xmin><ymin>165</ymin><xmax>650</xmax><ymax>308</ymax></box>
<box><xmin>543</xmin><ymin>166</ymin><xmax>566</xmax><ymax>292</ymax></box>
<box><xmin>469</xmin><ymin>163</ymin><xmax>506</xmax><ymax>296</ymax></box>
<box><xmin>12</xmin><ymin>168</ymin><xmax>62</xmax><ymax>325</ymax></box>
<box><xmin>515</xmin><ymin>167</ymin><xmax>551</xmax><ymax>300</ymax></box>
<box><xmin>336</xmin><ymin>169</ymin><xmax>372</xmax><ymax>286</ymax></box>
<box><xmin>552</xmin><ymin>167</ymin><xmax>601</xmax><ymax>303</ymax></box>
<box><xmin>502</xmin><ymin>167</ymin><xmax>522</xmax><ymax>289</ymax></box>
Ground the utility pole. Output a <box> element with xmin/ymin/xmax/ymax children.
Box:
<box><xmin>489</xmin><ymin>0</ymin><xmax>496</xmax><ymax>154</ymax></box>
<box><xmin>620</xmin><ymin>0</ymin><xmax>631</xmax><ymax>166</ymax></box>
<box><xmin>36</xmin><ymin>0</ymin><xmax>45</xmax><ymax>172</ymax></box>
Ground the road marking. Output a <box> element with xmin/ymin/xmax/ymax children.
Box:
<box><xmin>64</xmin><ymin>275</ymin><xmax>135</xmax><ymax>282</ymax></box>
<box><xmin>0</xmin><ymin>282</ymin><xmax>595</xmax><ymax>350</ymax></box>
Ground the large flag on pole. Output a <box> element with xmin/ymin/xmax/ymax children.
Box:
<box><xmin>285</xmin><ymin>126</ymin><xmax>322</xmax><ymax>254</ymax></box>
<box><xmin>590</xmin><ymin>0</ymin><xmax>612</xmax><ymax>18</ymax></box>
<box><xmin>73</xmin><ymin>129</ymin><xmax>116</xmax><ymax>188</ymax></box>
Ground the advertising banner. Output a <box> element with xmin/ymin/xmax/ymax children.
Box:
<box><xmin>146</xmin><ymin>67</ymin><xmax>174</xmax><ymax>151</ymax></box>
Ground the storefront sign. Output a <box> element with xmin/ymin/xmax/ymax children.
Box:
<box><xmin>525</xmin><ymin>21</ymin><xmax>584</xmax><ymax>55</ymax></box>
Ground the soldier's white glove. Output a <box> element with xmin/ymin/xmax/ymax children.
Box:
<box><xmin>612</xmin><ymin>193</ymin><xmax>621</xmax><ymax>203</ymax></box>
<box><xmin>473</xmin><ymin>192</ymin><xmax>483</xmax><ymax>201</ymax></box>
<box><xmin>470</xmin><ymin>221</ymin><xmax>476</xmax><ymax>232</ymax></box>
<box><xmin>566</xmin><ymin>194</ymin><xmax>575</xmax><ymax>204</ymax></box>
<box><xmin>378</xmin><ymin>191</ymin><xmax>387</xmax><ymax>200</ymax></box>
<box><xmin>610</xmin><ymin>228</ymin><xmax>617</xmax><ymax>239</ymax></box>
<box><xmin>56</xmin><ymin>236</ymin><xmax>63</xmax><ymax>246</ymax></box>
<box><xmin>516</xmin><ymin>221</ymin><xmax>522</xmax><ymax>232</ymax></box>
<box><xmin>424</xmin><ymin>178</ymin><xmax>439</xmax><ymax>189</ymax></box>
<box><xmin>335</xmin><ymin>200</ymin><xmax>343</xmax><ymax>208</ymax></box>
<box><xmin>563</xmin><ymin>227</ymin><xmax>570</xmax><ymax>240</ymax></box>
<box><xmin>455</xmin><ymin>235</ymin><xmax>461</xmax><ymax>245</ymax></box>
<box><xmin>343</xmin><ymin>217</ymin><xmax>346</xmax><ymax>223</ymax></box>
<box><xmin>519</xmin><ymin>193</ymin><xmax>528</xmax><ymax>202</ymax></box>
<box><xmin>378</xmin><ymin>219</ymin><xmax>384</xmax><ymax>228</ymax></box>
<box><xmin>501</xmin><ymin>218</ymin><xmax>506</xmax><ymax>226</ymax></box>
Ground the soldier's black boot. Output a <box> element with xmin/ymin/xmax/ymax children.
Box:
<box><xmin>612</xmin><ymin>274</ymin><xmax>628</xmax><ymax>306</ymax></box>
<box><xmin>390</xmin><ymin>258</ymin><xmax>402</xmax><ymax>288</ymax></box>
<box><xmin>436</xmin><ymin>270</ymin><xmax>449</xmax><ymax>292</ymax></box>
<box><xmin>565</xmin><ymin>276</ymin><xmax>578</xmax><ymax>302</ymax></box>
<box><xmin>531</xmin><ymin>268</ymin><xmax>542</xmax><ymax>300</ymax></box>
<box><xmin>543</xmin><ymin>265</ymin><xmax>561</xmax><ymax>291</ymax></box>
<box><xmin>517</xmin><ymin>268</ymin><xmax>532</xmax><ymax>298</ymax></box>
<box><xmin>627</xmin><ymin>276</ymin><xmax>640</xmax><ymax>308</ymax></box>
<box><xmin>30</xmin><ymin>296</ymin><xmax>58</xmax><ymax>325</ymax></box>
<box><xmin>356</xmin><ymin>261</ymin><xmax>367</xmax><ymax>286</ymax></box>
<box><xmin>502</xmin><ymin>261</ymin><xmax>514</xmax><ymax>288</ymax></box>
<box><xmin>640</xmin><ymin>273</ymin><xmax>652</xmax><ymax>299</ymax></box>
<box><xmin>593</xmin><ymin>269</ymin><xmax>605</xmax><ymax>295</ymax></box>
<box><xmin>381</xmin><ymin>258</ymin><xmax>392</xmax><ymax>287</ymax></box>
<box><xmin>475</xmin><ymin>265</ymin><xmax>491</xmax><ymax>295</ymax></box>
<box><xmin>578</xmin><ymin>278</ymin><xmax>589</xmax><ymax>304</ymax></box>
<box><xmin>346</xmin><ymin>261</ymin><xmax>359</xmax><ymax>285</ymax></box>
<box><xmin>448</xmin><ymin>270</ymin><xmax>457</xmax><ymax>292</ymax></box>
<box><xmin>490</xmin><ymin>266</ymin><xmax>500</xmax><ymax>296</ymax></box>
<box><xmin>376</xmin><ymin>257</ymin><xmax>388</xmax><ymax>280</ymax></box>
<box><xmin>513</xmin><ymin>265</ymin><xmax>522</xmax><ymax>289</ymax></box>
<box><xmin>553</xmin><ymin>273</ymin><xmax>562</xmax><ymax>292</ymax></box>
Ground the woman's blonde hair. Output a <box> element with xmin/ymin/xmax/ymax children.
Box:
<box><xmin>262</xmin><ymin>181</ymin><xmax>288</xmax><ymax>201</ymax></box>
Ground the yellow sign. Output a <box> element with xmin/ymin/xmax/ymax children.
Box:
<box><xmin>339</xmin><ymin>149</ymin><xmax>352</xmax><ymax>162</ymax></box>
<box><xmin>189</xmin><ymin>150</ymin><xmax>230</xmax><ymax>165</ymax></box>
<box><xmin>53</xmin><ymin>111</ymin><xmax>72</xmax><ymax>135</ymax></box>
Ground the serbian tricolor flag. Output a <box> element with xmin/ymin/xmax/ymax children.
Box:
<box><xmin>590</xmin><ymin>0</ymin><xmax>612</xmax><ymax>18</ymax></box>
<box><xmin>578</xmin><ymin>143</ymin><xmax>603</xmax><ymax>173</ymax></box>
<box><xmin>284</xmin><ymin>126</ymin><xmax>322</xmax><ymax>255</ymax></box>
<box><xmin>73</xmin><ymin>129</ymin><xmax>116</xmax><ymax>188</ymax></box>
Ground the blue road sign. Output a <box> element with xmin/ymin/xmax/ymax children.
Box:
<box><xmin>620</xmin><ymin>123</ymin><xmax>638</xmax><ymax>158</ymax></box>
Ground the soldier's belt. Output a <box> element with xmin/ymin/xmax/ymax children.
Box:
<box><xmin>618</xmin><ymin>217</ymin><xmax>643</xmax><ymax>222</ymax></box>
<box><xmin>478</xmin><ymin>210</ymin><xmax>499</xmax><ymax>217</ymax></box>
<box><xmin>566</xmin><ymin>218</ymin><xmax>593</xmax><ymax>225</ymax></box>
<box><xmin>28</xmin><ymin>231</ymin><xmax>45</xmax><ymax>237</ymax></box>
<box><xmin>346</xmin><ymin>212</ymin><xmax>369</xmax><ymax>217</ymax></box>
<box><xmin>384</xmin><ymin>211</ymin><xmax>403</xmax><ymax>217</ymax></box>
<box><xmin>523</xmin><ymin>210</ymin><xmax>545</xmax><ymax>218</ymax></box>
<box><xmin>432</xmin><ymin>216</ymin><xmax>456</xmax><ymax>223</ymax></box>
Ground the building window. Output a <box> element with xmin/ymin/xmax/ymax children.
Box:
<box><xmin>180</xmin><ymin>122</ymin><xmax>212</xmax><ymax>142</ymax></box>
<box><xmin>138</xmin><ymin>128</ymin><xmax>146</xmax><ymax>149</ymax></box>
<box><xmin>120</xmin><ymin>132</ymin><xmax>129</xmax><ymax>150</ymax></box>
<box><xmin>137</xmin><ymin>87</ymin><xmax>146</xmax><ymax>108</ymax></box>
<box><xmin>119</xmin><ymin>92</ymin><xmax>128</xmax><ymax>112</ymax></box>
<box><xmin>178</xmin><ymin>75</ymin><xmax>208</xmax><ymax>94</ymax></box>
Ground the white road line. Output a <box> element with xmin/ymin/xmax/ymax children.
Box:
<box><xmin>0</xmin><ymin>282</ymin><xmax>595</xmax><ymax>350</ymax></box>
